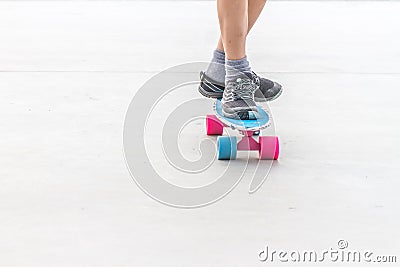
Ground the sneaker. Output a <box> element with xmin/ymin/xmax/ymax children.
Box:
<box><xmin>221</xmin><ymin>76</ymin><xmax>259</xmax><ymax>120</ymax></box>
<box><xmin>199</xmin><ymin>71</ymin><xmax>282</xmax><ymax>102</ymax></box>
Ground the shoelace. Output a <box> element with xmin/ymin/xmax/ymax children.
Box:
<box><xmin>226</xmin><ymin>77</ymin><xmax>257</xmax><ymax>101</ymax></box>
<box><xmin>251</xmin><ymin>72</ymin><xmax>261</xmax><ymax>88</ymax></box>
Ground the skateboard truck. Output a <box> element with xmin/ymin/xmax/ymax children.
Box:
<box><xmin>206</xmin><ymin>115</ymin><xmax>279</xmax><ymax>160</ymax></box>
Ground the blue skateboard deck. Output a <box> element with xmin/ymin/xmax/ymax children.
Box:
<box><xmin>214</xmin><ymin>99</ymin><xmax>271</xmax><ymax>131</ymax></box>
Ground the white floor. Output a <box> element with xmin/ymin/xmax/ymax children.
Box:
<box><xmin>1</xmin><ymin>1</ymin><xmax>400</xmax><ymax>266</ymax></box>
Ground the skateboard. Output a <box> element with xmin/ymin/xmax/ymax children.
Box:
<box><xmin>206</xmin><ymin>99</ymin><xmax>279</xmax><ymax>160</ymax></box>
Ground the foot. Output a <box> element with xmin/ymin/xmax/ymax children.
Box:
<box><xmin>199</xmin><ymin>71</ymin><xmax>282</xmax><ymax>102</ymax></box>
<box><xmin>221</xmin><ymin>75</ymin><xmax>259</xmax><ymax>120</ymax></box>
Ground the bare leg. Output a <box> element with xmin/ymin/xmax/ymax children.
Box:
<box><xmin>217</xmin><ymin>0</ymin><xmax>267</xmax><ymax>54</ymax></box>
<box><xmin>217</xmin><ymin>0</ymin><xmax>248</xmax><ymax>60</ymax></box>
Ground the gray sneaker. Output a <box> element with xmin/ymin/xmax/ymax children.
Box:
<box><xmin>199</xmin><ymin>71</ymin><xmax>282</xmax><ymax>102</ymax></box>
<box><xmin>221</xmin><ymin>76</ymin><xmax>259</xmax><ymax>120</ymax></box>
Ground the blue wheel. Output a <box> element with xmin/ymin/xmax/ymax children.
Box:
<box><xmin>217</xmin><ymin>136</ymin><xmax>237</xmax><ymax>160</ymax></box>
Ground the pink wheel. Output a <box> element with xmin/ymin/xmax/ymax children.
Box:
<box><xmin>206</xmin><ymin>115</ymin><xmax>224</xmax><ymax>135</ymax></box>
<box><xmin>259</xmin><ymin>136</ymin><xmax>279</xmax><ymax>160</ymax></box>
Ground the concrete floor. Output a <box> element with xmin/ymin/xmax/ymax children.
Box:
<box><xmin>1</xmin><ymin>1</ymin><xmax>400</xmax><ymax>266</ymax></box>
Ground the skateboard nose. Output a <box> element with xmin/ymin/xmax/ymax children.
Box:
<box><xmin>237</xmin><ymin>110</ymin><xmax>259</xmax><ymax>120</ymax></box>
<box><xmin>248</xmin><ymin>111</ymin><xmax>259</xmax><ymax>120</ymax></box>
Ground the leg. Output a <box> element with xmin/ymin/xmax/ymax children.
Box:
<box><xmin>217</xmin><ymin>0</ymin><xmax>248</xmax><ymax>60</ymax></box>
<box><xmin>217</xmin><ymin>0</ymin><xmax>267</xmax><ymax>52</ymax></box>
<box><xmin>202</xmin><ymin>0</ymin><xmax>249</xmax><ymax>85</ymax></box>
<box><xmin>217</xmin><ymin>0</ymin><xmax>260</xmax><ymax>119</ymax></box>
<box><xmin>199</xmin><ymin>0</ymin><xmax>282</xmax><ymax>105</ymax></box>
